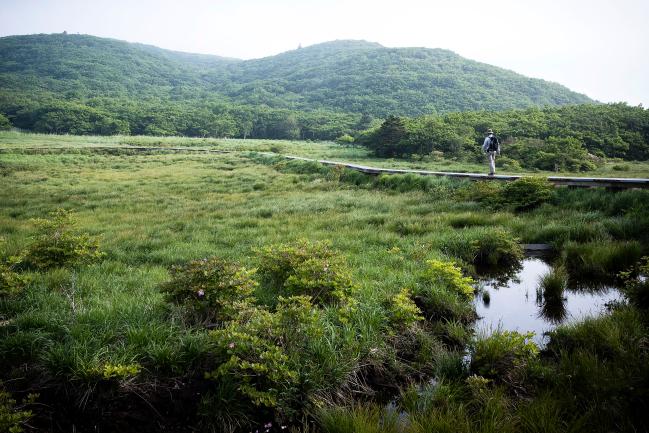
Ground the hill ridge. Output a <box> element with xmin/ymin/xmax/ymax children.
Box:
<box><xmin>0</xmin><ymin>32</ymin><xmax>593</xmax><ymax>117</ymax></box>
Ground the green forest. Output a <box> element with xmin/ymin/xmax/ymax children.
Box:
<box><xmin>0</xmin><ymin>33</ymin><xmax>596</xmax><ymax>142</ymax></box>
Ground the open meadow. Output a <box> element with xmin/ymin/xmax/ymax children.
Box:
<box><xmin>1</xmin><ymin>132</ymin><xmax>649</xmax><ymax>432</ymax></box>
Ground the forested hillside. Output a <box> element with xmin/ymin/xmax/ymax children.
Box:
<box><xmin>0</xmin><ymin>33</ymin><xmax>594</xmax><ymax>139</ymax></box>
<box><xmin>210</xmin><ymin>40</ymin><xmax>592</xmax><ymax>116</ymax></box>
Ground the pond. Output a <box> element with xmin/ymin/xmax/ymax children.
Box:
<box><xmin>474</xmin><ymin>257</ymin><xmax>623</xmax><ymax>345</ymax></box>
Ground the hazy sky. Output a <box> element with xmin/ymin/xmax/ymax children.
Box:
<box><xmin>1</xmin><ymin>0</ymin><xmax>648</xmax><ymax>106</ymax></box>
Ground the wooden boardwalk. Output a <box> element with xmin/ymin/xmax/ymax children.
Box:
<box><xmin>284</xmin><ymin>156</ymin><xmax>649</xmax><ymax>189</ymax></box>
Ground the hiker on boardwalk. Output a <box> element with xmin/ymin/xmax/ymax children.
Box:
<box><xmin>482</xmin><ymin>128</ymin><xmax>500</xmax><ymax>175</ymax></box>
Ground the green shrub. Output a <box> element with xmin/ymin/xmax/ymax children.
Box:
<box><xmin>337</xmin><ymin>168</ymin><xmax>373</xmax><ymax>187</ymax></box>
<box><xmin>0</xmin><ymin>257</ymin><xmax>28</xmax><ymax>299</ymax></box>
<box><xmin>507</xmin><ymin>137</ymin><xmax>598</xmax><ymax>172</ymax></box>
<box><xmin>470</xmin><ymin>330</ymin><xmax>539</xmax><ymax>382</ymax></box>
<box><xmin>0</xmin><ymin>385</ymin><xmax>37</xmax><ymax>433</ymax></box>
<box><xmin>336</xmin><ymin>134</ymin><xmax>355</xmax><ymax>145</ymax></box>
<box><xmin>22</xmin><ymin>209</ymin><xmax>104</xmax><ymax>270</ymax></box>
<box><xmin>385</xmin><ymin>287</ymin><xmax>423</xmax><ymax>329</ymax></box>
<box><xmin>496</xmin><ymin>156</ymin><xmax>523</xmax><ymax>171</ymax></box>
<box><xmin>421</xmin><ymin>260</ymin><xmax>475</xmax><ymax>299</ymax></box>
<box><xmin>159</xmin><ymin>257</ymin><xmax>256</xmax><ymax>325</ymax></box>
<box><xmin>500</xmin><ymin>177</ymin><xmax>554</xmax><ymax>211</ymax></box>
<box><xmin>256</xmin><ymin>239</ymin><xmax>355</xmax><ymax>305</ymax></box>
<box><xmin>0</xmin><ymin>113</ymin><xmax>11</xmax><ymax>131</ymax></box>
<box><xmin>275</xmin><ymin>159</ymin><xmax>331</xmax><ymax>176</ymax></box>
<box><xmin>413</xmin><ymin>260</ymin><xmax>477</xmax><ymax>324</ymax></box>
<box><xmin>207</xmin><ymin>296</ymin><xmax>322</xmax><ymax>421</ymax></box>
<box><xmin>101</xmin><ymin>363</ymin><xmax>142</xmax><ymax>380</ymax></box>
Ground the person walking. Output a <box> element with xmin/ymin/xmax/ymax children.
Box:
<box><xmin>482</xmin><ymin>128</ymin><xmax>500</xmax><ymax>175</ymax></box>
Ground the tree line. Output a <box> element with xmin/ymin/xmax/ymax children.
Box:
<box><xmin>357</xmin><ymin>103</ymin><xmax>649</xmax><ymax>170</ymax></box>
<box><xmin>0</xmin><ymin>91</ymin><xmax>372</xmax><ymax>140</ymax></box>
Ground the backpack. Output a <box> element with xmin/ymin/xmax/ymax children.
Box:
<box><xmin>487</xmin><ymin>135</ymin><xmax>500</xmax><ymax>152</ymax></box>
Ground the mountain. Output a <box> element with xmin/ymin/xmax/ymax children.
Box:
<box><xmin>0</xmin><ymin>33</ymin><xmax>592</xmax><ymax>118</ymax></box>
<box><xmin>210</xmin><ymin>40</ymin><xmax>593</xmax><ymax>116</ymax></box>
<box><xmin>0</xmin><ymin>33</ymin><xmax>237</xmax><ymax>100</ymax></box>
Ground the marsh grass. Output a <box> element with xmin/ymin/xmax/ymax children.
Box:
<box><xmin>1</xmin><ymin>133</ymin><xmax>648</xmax><ymax>432</ymax></box>
<box><xmin>563</xmin><ymin>241</ymin><xmax>643</xmax><ymax>283</ymax></box>
<box><xmin>537</xmin><ymin>266</ymin><xmax>569</xmax><ymax>323</ymax></box>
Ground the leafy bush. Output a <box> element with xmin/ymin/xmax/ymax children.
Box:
<box><xmin>207</xmin><ymin>296</ymin><xmax>322</xmax><ymax>421</ymax></box>
<box><xmin>0</xmin><ymin>257</ymin><xmax>28</xmax><ymax>299</ymax></box>
<box><xmin>336</xmin><ymin>134</ymin><xmax>355</xmax><ymax>145</ymax></box>
<box><xmin>101</xmin><ymin>363</ymin><xmax>142</xmax><ymax>380</ymax></box>
<box><xmin>507</xmin><ymin>137</ymin><xmax>598</xmax><ymax>172</ymax></box>
<box><xmin>385</xmin><ymin>287</ymin><xmax>423</xmax><ymax>329</ymax></box>
<box><xmin>0</xmin><ymin>113</ymin><xmax>11</xmax><ymax>131</ymax></box>
<box><xmin>413</xmin><ymin>260</ymin><xmax>477</xmax><ymax>324</ymax></box>
<box><xmin>22</xmin><ymin>209</ymin><xmax>104</xmax><ymax>270</ymax></box>
<box><xmin>256</xmin><ymin>239</ymin><xmax>355</xmax><ymax>305</ymax></box>
<box><xmin>159</xmin><ymin>257</ymin><xmax>257</xmax><ymax>325</ymax></box>
<box><xmin>421</xmin><ymin>260</ymin><xmax>475</xmax><ymax>299</ymax></box>
<box><xmin>499</xmin><ymin>177</ymin><xmax>554</xmax><ymax>211</ymax></box>
<box><xmin>495</xmin><ymin>156</ymin><xmax>522</xmax><ymax>171</ymax></box>
<box><xmin>470</xmin><ymin>330</ymin><xmax>539</xmax><ymax>382</ymax></box>
<box><xmin>0</xmin><ymin>386</ymin><xmax>37</xmax><ymax>433</ymax></box>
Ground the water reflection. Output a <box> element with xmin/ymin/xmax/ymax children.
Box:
<box><xmin>474</xmin><ymin>258</ymin><xmax>622</xmax><ymax>345</ymax></box>
<box><xmin>538</xmin><ymin>293</ymin><xmax>568</xmax><ymax>324</ymax></box>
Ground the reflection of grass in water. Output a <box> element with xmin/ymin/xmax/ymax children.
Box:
<box><xmin>475</xmin><ymin>260</ymin><xmax>523</xmax><ymax>290</ymax></box>
<box><xmin>481</xmin><ymin>290</ymin><xmax>491</xmax><ymax>307</ymax></box>
<box><xmin>537</xmin><ymin>266</ymin><xmax>568</xmax><ymax>323</ymax></box>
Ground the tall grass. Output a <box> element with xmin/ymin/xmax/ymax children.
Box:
<box><xmin>563</xmin><ymin>241</ymin><xmax>644</xmax><ymax>283</ymax></box>
<box><xmin>537</xmin><ymin>266</ymin><xmax>568</xmax><ymax>323</ymax></box>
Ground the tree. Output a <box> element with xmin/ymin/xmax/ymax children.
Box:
<box><xmin>372</xmin><ymin>115</ymin><xmax>407</xmax><ymax>157</ymax></box>
<box><xmin>0</xmin><ymin>113</ymin><xmax>11</xmax><ymax>130</ymax></box>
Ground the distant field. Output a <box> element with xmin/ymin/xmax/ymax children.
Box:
<box><xmin>2</xmin><ymin>131</ymin><xmax>649</xmax><ymax>178</ymax></box>
<box><xmin>1</xmin><ymin>132</ymin><xmax>648</xmax><ymax>432</ymax></box>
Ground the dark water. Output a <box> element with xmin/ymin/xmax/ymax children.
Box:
<box><xmin>474</xmin><ymin>258</ymin><xmax>622</xmax><ymax>345</ymax></box>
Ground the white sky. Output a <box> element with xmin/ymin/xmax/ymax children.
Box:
<box><xmin>1</xmin><ymin>0</ymin><xmax>648</xmax><ymax>106</ymax></box>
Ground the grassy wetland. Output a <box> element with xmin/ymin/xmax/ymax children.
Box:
<box><xmin>1</xmin><ymin>132</ymin><xmax>649</xmax><ymax>432</ymax></box>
